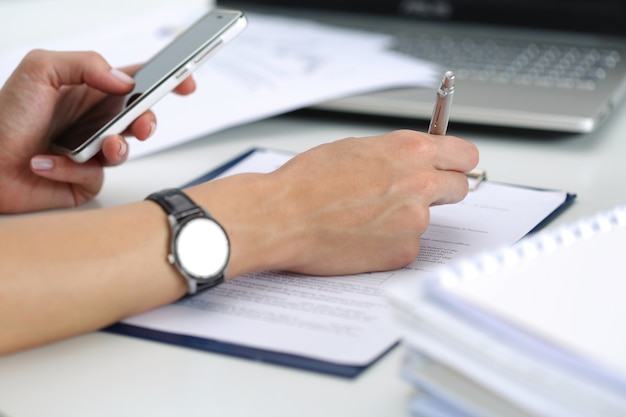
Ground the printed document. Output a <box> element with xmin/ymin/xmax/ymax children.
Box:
<box><xmin>121</xmin><ymin>148</ymin><xmax>573</xmax><ymax>368</ymax></box>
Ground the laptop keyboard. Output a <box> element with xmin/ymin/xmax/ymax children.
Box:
<box><xmin>393</xmin><ymin>33</ymin><xmax>621</xmax><ymax>91</ymax></box>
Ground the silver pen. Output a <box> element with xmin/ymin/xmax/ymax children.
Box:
<box><xmin>428</xmin><ymin>70</ymin><xmax>455</xmax><ymax>135</ymax></box>
<box><xmin>428</xmin><ymin>70</ymin><xmax>486</xmax><ymax>189</ymax></box>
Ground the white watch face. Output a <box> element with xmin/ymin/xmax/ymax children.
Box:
<box><xmin>175</xmin><ymin>217</ymin><xmax>229</xmax><ymax>278</ymax></box>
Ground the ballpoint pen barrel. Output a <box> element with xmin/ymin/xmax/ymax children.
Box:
<box><xmin>429</xmin><ymin>93</ymin><xmax>454</xmax><ymax>135</ymax></box>
<box><xmin>428</xmin><ymin>71</ymin><xmax>455</xmax><ymax>135</ymax></box>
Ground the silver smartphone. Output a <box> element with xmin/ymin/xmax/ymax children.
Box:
<box><xmin>52</xmin><ymin>9</ymin><xmax>247</xmax><ymax>163</ymax></box>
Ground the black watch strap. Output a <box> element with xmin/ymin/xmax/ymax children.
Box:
<box><xmin>146</xmin><ymin>188</ymin><xmax>206</xmax><ymax>221</ymax></box>
<box><xmin>146</xmin><ymin>188</ymin><xmax>228</xmax><ymax>295</ymax></box>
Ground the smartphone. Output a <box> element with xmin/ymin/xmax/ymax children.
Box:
<box><xmin>52</xmin><ymin>9</ymin><xmax>247</xmax><ymax>163</ymax></box>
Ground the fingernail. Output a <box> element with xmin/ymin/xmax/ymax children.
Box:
<box><xmin>149</xmin><ymin>120</ymin><xmax>157</xmax><ymax>137</ymax></box>
<box><xmin>118</xmin><ymin>140</ymin><xmax>127</xmax><ymax>156</ymax></box>
<box><xmin>110</xmin><ymin>68</ymin><xmax>135</xmax><ymax>85</ymax></box>
<box><xmin>31</xmin><ymin>156</ymin><xmax>54</xmax><ymax>170</ymax></box>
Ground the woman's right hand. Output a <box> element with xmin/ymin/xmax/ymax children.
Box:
<box><xmin>188</xmin><ymin>129</ymin><xmax>479</xmax><ymax>279</ymax></box>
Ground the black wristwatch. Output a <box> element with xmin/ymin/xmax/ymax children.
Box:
<box><xmin>146</xmin><ymin>188</ymin><xmax>230</xmax><ymax>295</ymax></box>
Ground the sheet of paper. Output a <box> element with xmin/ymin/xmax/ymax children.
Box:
<box><xmin>0</xmin><ymin>6</ymin><xmax>438</xmax><ymax>160</ymax></box>
<box><xmin>409</xmin><ymin>182</ymin><xmax>568</xmax><ymax>272</ymax></box>
<box><xmin>122</xmin><ymin>148</ymin><xmax>571</xmax><ymax>366</ymax></box>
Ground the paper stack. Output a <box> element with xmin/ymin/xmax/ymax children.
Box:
<box><xmin>388</xmin><ymin>205</ymin><xmax>626</xmax><ymax>417</ymax></box>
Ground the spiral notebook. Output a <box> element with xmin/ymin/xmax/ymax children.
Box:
<box><xmin>424</xmin><ymin>204</ymin><xmax>626</xmax><ymax>394</ymax></box>
<box><xmin>388</xmin><ymin>205</ymin><xmax>626</xmax><ymax>416</ymax></box>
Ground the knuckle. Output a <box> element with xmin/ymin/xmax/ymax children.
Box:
<box><xmin>80</xmin><ymin>50</ymin><xmax>106</xmax><ymax>67</ymax></box>
<box><xmin>21</xmin><ymin>49</ymin><xmax>51</xmax><ymax>71</ymax></box>
<box><xmin>387</xmin><ymin>129</ymin><xmax>439</xmax><ymax>158</ymax></box>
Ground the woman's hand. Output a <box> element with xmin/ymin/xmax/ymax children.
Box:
<box><xmin>0</xmin><ymin>49</ymin><xmax>196</xmax><ymax>213</ymax></box>
<box><xmin>189</xmin><ymin>129</ymin><xmax>479</xmax><ymax>278</ymax></box>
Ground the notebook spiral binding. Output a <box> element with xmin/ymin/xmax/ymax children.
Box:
<box><xmin>434</xmin><ymin>204</ymin><xmax>626</xmax><ymax>283</ymax></box>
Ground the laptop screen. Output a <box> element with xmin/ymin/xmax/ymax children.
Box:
<box><xmin>225</xmin><ymin>0</ymin><xmax>626</xmax><ymax>36</ymax></box>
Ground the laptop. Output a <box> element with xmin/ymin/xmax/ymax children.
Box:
<box><xmin>217</xmin><ymin>0</ymin><xmax>626</xmax><ymax>133</ymax></box>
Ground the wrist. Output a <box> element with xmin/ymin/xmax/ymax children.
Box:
<box><xmin>185</xmin><ymin>172</ymin><xmax>302</xmax><ymax>279</ymax></box>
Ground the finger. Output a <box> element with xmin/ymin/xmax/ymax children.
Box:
<box><xmin>120</xmin><ymin>63</ymin><xmax>142</xmax><ymax>76</ymax></box>
<box><xmin>126</xmin><ymin>111</ymin><xmax>156</xmax><ymax>141</ymax></box>
<box><xmin>24</xmin><ymin>50</ymin><xmax>135</xmax><ymax>94</ymax></box>
<box><xmin>429</xmin><ymin>170</ymin><xmax>471</xmax><ymax>206</ymax></box>
<box><xmin>173</xmin><ymin>75</ymin><xmax>196</xmax><ymax>95</ymax></box>
<box><xmin>30</xmin><ymin>155</ymin><xmax>104</xmax><ymax>200</ymax></box>
<box><xmin>119</xmin><ymin>63</ymin><xmax>195</xmax><ymax>95</ymax></box>
<box><xmin>100</xmin><ymin>112</ymin><xmax>156</xmax><ymax>166</ymax></box>
<box><xmin>429</xmin><ymin>134</ymin><xmax>479</xmax><ymax>173</ymax></box>
<box><xmin>100</xmin><ymin>135</ymin><xmax>129</xmax><ymax>167</ymax></box>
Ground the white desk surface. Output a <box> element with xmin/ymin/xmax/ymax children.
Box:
<box><xmin>1</xmin><ymin>1</ymin><xmax>626</xmax><ymax>416</ymax></box>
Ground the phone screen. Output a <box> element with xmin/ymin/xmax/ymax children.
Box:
<box><xmin>53</xmin><ymin>10</ymin><xmax>245</xmax><ymax>160</ymax></box>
